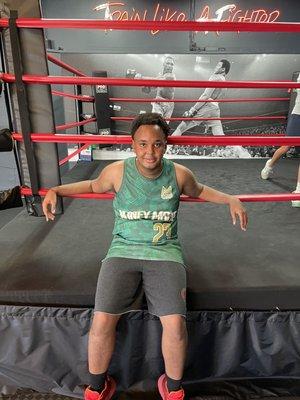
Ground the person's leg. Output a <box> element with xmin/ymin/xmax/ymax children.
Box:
<box><xmin>157</xmin><ymin>315</ymin><xmax>187</xmax><ymax>399</ymax></box>
<box><xmin>230</xmin><ymin>145</ymin><xmax>252</xmax><ymax>159</ymax></box>
<box><xmin>163</xmin><ymin>102</ymin><xmax>175</xmax><ymax>121</ymax></box>
<box><xmin>152</xmin><ymin>101</ymin><xmax>164</xmax><ymax>116</ymax></box>
<box><xmin>208</xmin><ymin>112</ymin><xmax>251</xmax><ymax>158</ymax></box>
<box><xmin>85</xmin><ymin>258</ymin><xmax>142</xmax><ymax>398</ymax></box>
<box><xmin>261</xmin><ymin>146</ymin><xmax>290</xmax><ymax>179</ymax></box>
<box><xmin>261</xmin><ymin>113</ymin><xmax>299</xmax><ymax>179</ymax></box>
<box><xmin>143</xmin><ymin>260</ymin><xmax>186</xmax><ymax>398</ymax></box>
<box><xmin>152</xmin><ymin>102</ymin><xmax>174</xmax><ymax>125</ymax></box>
<box><xmin>292</xmin><ymin>163</ymin><xmax>300</xmax><ymax>207</ymax></box>
<box><xmin>173</xmin><ymin>103</ymin><xmax>215</xmax><ymax>137</ymax></box>
<box><xmin>172</xmin><ymin>120</ymin><xmax>198</xmax><ymax>136</ymax></box>
<box><xmin>211</xmin><ymin>122</ymin><xmax>224</xmax><ymax>136</ymax></box>
<box><xmin>88</xmin><ymin>312</ymin><xmax>120</xmax><ymax>376</ymax></box>
<box><xmin>172</xmin><ymin>121</ymin><xmax>188</xmax><ymax>136</ymax></box>
<box><xmin>86</xmin><ymin>312</ymin><xmax>120</xmax><ymax>398</ymax></box>
<box><xmin>296</xmin><ymin>164</ymin><xmax>300</xmax><ymax>188</ymax></box>
<box><xmin>160</xmin><ymin>315</ymin><xmax>187</xmax><ymax>382</ymax></box>
<box><xmin>209</xmin><ymin>108</ymin><xmax>224</xmax><ymax>136</ymax></box>
<box><xmin>268</xmin><ymin>146</ymin><xmax>290</xmax><ymax>167</ymax></box>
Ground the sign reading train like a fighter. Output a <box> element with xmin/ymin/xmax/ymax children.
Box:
<box><xmin>93</xmin><ymin>2</ymin><xmax>281</xmax><ymax>35</ymax></box>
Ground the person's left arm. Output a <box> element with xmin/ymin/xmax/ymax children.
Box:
<box><xmin>176</xmin><ymin>164</ymin><xmax>248</xmax><ymax>231</ymax></box>
<box><xmin>185</xmin><ymin>75</ymin><xmax>221</xmax><ymax>117</ymax></box>
<box><xmin>135</xmin><ymin>72</ymin><xmax>175</xmax><ymax>92</ymax></box>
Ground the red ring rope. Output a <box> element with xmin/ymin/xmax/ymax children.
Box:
<box><xmin>56</xmin><ymin>117</ymin><xmax>96</xmax><ymax>131</ymax></box>
<box><xmin>20</xmin><ymin>187</ymin><xmax>300</xmax><ymax>203</ymax></box>
<box><xmin>3</xmin><ymin>17</ymin><xmax>298</xmax><ymax>206</ymax></box>
<box><xmin>52</xmin><ymin>90</ymin><xmax>94</xmax><ymax>102</ymax></box>
<box><xmin>3</xmin><ymin>74</ymin><xmax>300</xmax><ymax>89</ymax></box>
<box><xmin>59</xmin><ymin>144</ymin><xmax>90</xmax><ymax>166</ymax></box>
<box><xmin>12</xmin><ymin>133</ymin><xmax>300</xmax><ymax>146</ymax></box>
<box><xmin>47</xmin><ymin>54</ymin><xmax>87</xmax><ymax>77</ymax></box>
<box><xmin>1</xmin><ymin>19</ymin><xmax>300</xmax><ymax>33</ymax></box>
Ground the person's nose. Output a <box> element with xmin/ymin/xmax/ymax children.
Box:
<box><xmin>146</xmin><ymin>145</ymin><xmax>155</xmax><ymax>155</ymax></box>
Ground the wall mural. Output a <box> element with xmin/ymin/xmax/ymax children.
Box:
<box><xmin>60</xmin><ymin>53</ymin><xmax>300</xmax><ymax>159</ymax></box>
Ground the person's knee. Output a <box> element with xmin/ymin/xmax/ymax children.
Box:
<box><xmin>90</xmin><ymin>312</ymin><xmax>120</xmax><ymax>337</ymax></box>
<box><xmin>175</xmin><ymin>122</ymin><xmax>186</xmax><ymax>133</ymax></box>
<box><xmin>160</xmin><ymin>315</ymin><xmax>187</xmax><ymax>341</ymax></box>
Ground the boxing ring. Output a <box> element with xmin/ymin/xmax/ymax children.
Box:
<box><xmin>1</xmin><ymin>8</ymin><xmax>300</xmax><ymax>400</ymax></box>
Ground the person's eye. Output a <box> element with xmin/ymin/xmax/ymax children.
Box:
<box><xmin>155</xmin><ymin>143</ymin><xmax>162</xmax><ymax>148</ymax></box>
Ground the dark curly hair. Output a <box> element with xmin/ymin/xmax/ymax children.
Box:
<box><xmin>131</xmin><ymin>112</ymin><xmax>170</xmax><ymax>139</ymax></box>
<box><xmin>220</xmin><ymin>59</ymin><xmax>231</xmax><ymax>75</ymax></box>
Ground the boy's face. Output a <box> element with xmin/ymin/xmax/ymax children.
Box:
<box><xmin>132</xmin><ymin>124</ymin><xmax>167</xmax><ymax>175</ymax></box>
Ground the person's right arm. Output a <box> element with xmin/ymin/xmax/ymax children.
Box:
<box><xmin>42</xmin><ymin>161</ymin><xmax>122</xmax><ymax>221</ymax></box>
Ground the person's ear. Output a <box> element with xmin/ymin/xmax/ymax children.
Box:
<box><xmin>131</xmin><ymin>138</ymin><xmax>136</xmax><ymax>153</ymax></box>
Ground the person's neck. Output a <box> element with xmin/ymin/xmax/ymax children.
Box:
<box><xmin>135</xmin><ymin>159</ymin><xmax>163</xmax><ymax>179</ymax></box>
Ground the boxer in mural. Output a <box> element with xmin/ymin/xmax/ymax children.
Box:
<box><xmin>171</xmin><ymin>59</ymin><xmax>251</xmax><ymax>158</ymax></box>
<box><xmin>133</xmin><ymin>55</ymin><xmax>176</xmax><ymax>121</ymax></box>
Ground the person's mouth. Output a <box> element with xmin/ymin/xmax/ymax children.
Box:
<box><xmin>144</xmin><ymin>158</ymin><xmax>156</xmax><ymax>163</ymax></box>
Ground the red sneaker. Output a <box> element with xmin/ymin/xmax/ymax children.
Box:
<box><xmin>84</xmin><ymin>376</ymin><xmax>116</xmax><ymax>400</ymax></box>
<box><xmin>158</xmin><ymin>374</ymin><xmax>185</xmax><ymax>400</ymax></box>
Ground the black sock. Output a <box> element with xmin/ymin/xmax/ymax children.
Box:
<box><xmin>89</xmin><ymin>371</ymin><xmax>107</xmax><ymax>392</ymax></box>
<box><xmin>166</xmin><ymin>375</ymin><xmax>182</xmax><ymax>392</ymax></box>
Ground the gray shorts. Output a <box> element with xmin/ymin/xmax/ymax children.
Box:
<box><xmin>94</xmin><ymin>257</ymin><xmax>186</xmax><ymax>317</ymax></box>
<box><xmin>151</xmin><ymin>100</ymin><xmax>174</xmax><ymax>120</ymax></box>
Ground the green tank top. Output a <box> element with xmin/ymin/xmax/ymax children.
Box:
<box><xmin>105</xmin><ymin>157</ymin><xmax>184</xmax><ymax>263</ymax></box>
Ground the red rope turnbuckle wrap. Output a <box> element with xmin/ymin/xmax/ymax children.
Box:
<box><xmin>20</xmin><ymin>187</ymin><xmax>300</xmax><ymax>203</ymax></box>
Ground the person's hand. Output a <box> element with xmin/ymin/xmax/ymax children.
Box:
<box><xmin>228</xmin><ymin>196</ymin><xmax>248</xmax><ymax>231</ymax></box>
<box><xmin>134</xmin><ymin>73</ymin><xmax>142</xmax><ymax>79</ymax></box>
<box><xmin>125</xmin><ymin>69</ymin><xmax>136</xmax><ymax>78</ymax></box>
<box><xmin>142</xmin><ymin>86</ymin><xmax>151</xmax><ymax>94</ymax></box>
<box><xmin>42</xmin><ymin>189</ymin><xmax>57</xmax><ymax>221</ymax></box>
<box><xmin>183</xmin><ymin>108</ymin><xmax>196</xmax><ymax>118</ymax></box>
